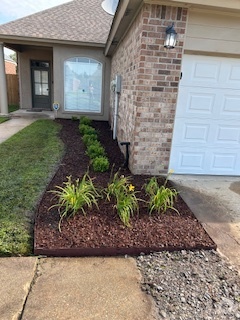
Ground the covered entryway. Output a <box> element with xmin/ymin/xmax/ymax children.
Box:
<box><xmin>170</xmin><ymin>55</ymin><xmax>240</xmax><ymax>175</ymax></box>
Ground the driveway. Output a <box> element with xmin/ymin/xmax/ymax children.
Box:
<box><xmin>170</xmin><ymin>175</ymin><xmax>240</xmax><ymax>271</ymax></box>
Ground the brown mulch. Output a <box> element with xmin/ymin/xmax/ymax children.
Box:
<box><xmin>34</xmin><ymin>119</ymin><xmax>216</xmax><ymax>256</ymax></box>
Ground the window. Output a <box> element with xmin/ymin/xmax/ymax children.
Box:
<box><xmin>34</xmin><ymin>70</ymin><xmax>49</xmax><ymax>96</ymax></box>
<box><xmin>64</xmin><ymin>57</ymin><xmax>103</xmax><ymax>113</ymax></box>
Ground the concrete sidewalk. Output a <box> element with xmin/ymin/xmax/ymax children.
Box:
<box><xmin>0</xmin><ymin>118</ymin><xmax>36</xmax><ymax>143</ymax></box>
<box><xmin>171</xmin><ymin>175</ymin><xmax>240</xmax><ymax>271</ymax></box>
<box><xmin>0</xmin><ymin>109</ymin><xmax>55</xmax><ymax>143</ymax></box>
<box><xmin>0</xmin><ymin>257</ymin><xmax>157</xmax><ymax>320</ymax></box>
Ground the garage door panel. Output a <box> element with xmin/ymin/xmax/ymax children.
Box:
<box><xmin>170</xmin><ymin>148</ymin><xmax>206</xmax><ymax>173</ymax></box>
<box><xmin>173</xmin><ymin>119</ymin><xmax>240</xmax><ymax>148</ymax></box>
<box><xmin>186</xmin><ymin>91</ymin><xmax>215</xmax><ymax>115</ymax></box>
<box><xmin>170</xmin><ymin>54</ymin><xmax>240</xmax><ymax>175</ymax></box>
<box><xmin>215</xmin><ymin>125</ymin><xmax>240</xmax><ymax>145</ymax></box>
<box><xmin>223</xmin><ymin>63</ymin><xmax>240</xmax><ymax>88</ymax></box>
<box><xmin>170</xmin><ymin>147</ymin><xmax>240</xmax><ymax>175</ymax></box>
<box><xmin>211</xmin><ymin>152</ymin><xmax>237</xmax><ymax>172</ymax></box>
<box><xmin>178</xmin><ymin>87</ymin><xmax>219</xmax><ymax>118</ymax></box>
<box><xmin>183</xmin><ymin>56</ymin><xmax>221</xmax><ymax>86</ymax></box>
<box><xmin>173</xmin><ymin>120</ymin><xmax>210</xmax><ymax>144</ymax></box>
<box><xmin>178</xmin><ymin>88</ymin><xmax>240</xmax><ymax>119</ymax></box>
<box><xmin>193</xmin><ymin>61</ymin><xmax>220</xmax><ymax>82</ymax></box>
<box><xmin>182</xmin><ymin>56</ymin><xmax>240</xmax><ymax>89</ymax></box>
<box><xmin>184</xmin><ymin>124</ymin><xmax>209</xmax><ymax>142</ymax></box>
<box><xmin>221</xmin><ymin>94</ymin><xmax>240</xmax><ymax>115</ymax></box>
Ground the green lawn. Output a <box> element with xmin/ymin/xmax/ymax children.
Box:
<box><xmin>0</xmin><ymin>119</ymin><xmax>64</xmax><ymax>256</ymax></box>
<box><xmin>0</xmin><ymin>117</ymin><xmax>9</xmax><ymax>124</ymax></box>
<box><xmin>0</xmin><ymin>105</ymin><xmax>19</xmax><ymax>124</ymax></box>
<box><xmin>8</xmin><ymin>104</ymin><xmax>19</xmax><ymax>113</ymax></box>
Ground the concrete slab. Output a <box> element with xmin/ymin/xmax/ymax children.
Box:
<box><xmin>0</xmin><ymin>257</ymin><xmax>37</xmax><ymax>320</ymax></box>
<box><xmin>11</xmin><ymin>109</ymin><xmax>55</xmax><ymax>120</ymax></box>
<box><xmin>22</xmin><ymin>257</ymin><xmax>157</xmax><ymax>320</ymax></box>
<box><xmin>0</xmin><ymin>118</ymin><xmax>36</xmax><ymax>143</ymax></box>
<box><xmin>171</xmin><ymin>175</ymin><xmax>240</xmax><ymax>271</ymax></box>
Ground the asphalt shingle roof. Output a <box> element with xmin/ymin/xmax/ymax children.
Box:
<box><xmin>0</xmin><ymin>0</ymin><xmax>113</xmax><ymax>45</ymax></box>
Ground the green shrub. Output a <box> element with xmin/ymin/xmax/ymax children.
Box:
<box><xmin>92</xmin><ymin>156</ymin><xmax>109</xmax><ymax>172</ymax></box>
<box><xmin>71</xmin><ymin>116</ymin><xmax>79</xmax><ymax>121</ymax></box>
<box><xmin>79</xmin><ymin>116</ymin><xmax>92</xmax><ymax>126</ymax></box>
<box><xmin>82</xmin><ymin>134</ymin><xmax>98</xmax><ymax>147</ymax></box>
<box><xmin>86</xmin><ymin>142</ymin><xmax>105</xmax><ymax>159</ymax></box>
<box><xmin>79</xmin><ymin>124</ymin><xmax>97</xmax><ymax>136</ymax></box>
<box><xmin>49</xmin><ymin>174</ymin><xmax>100</xmax><ymax>231</ymax></box>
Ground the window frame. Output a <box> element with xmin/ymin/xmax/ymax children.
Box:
<box><xmin>63</xmin><ymin>56</ymin><xmax>103</xmax><ymax>114</ymax></box>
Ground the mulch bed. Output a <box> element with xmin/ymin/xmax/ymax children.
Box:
<box><xmin>34</xmin><ymin>119</ymin><xmax>216</xmax><ymax>257</ymax></box>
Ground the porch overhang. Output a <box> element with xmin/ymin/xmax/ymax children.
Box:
<box><xmin>0</xmin><ymin>35</ymin><xmax>106</xmax><ymax>52</ymax></box>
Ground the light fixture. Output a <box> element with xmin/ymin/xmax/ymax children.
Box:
<box><xmin>164</xmin><ymin>23</ymin><xmax>177</xmax><ymax>49</ymax></box>
<box><xmin>101</xmin><ymin>0</ymin><xmax>119</xmax><ymax>15</ymax></box>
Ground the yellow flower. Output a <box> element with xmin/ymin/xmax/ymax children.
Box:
<box><xmin>128</xmin><ymin>184</ymin><xmax>135</xmax><ymax>192</ymax></box>
<box><xmin>168</xmin><ymin>169</ymin><xmax>174</xmax><ymax>174</ymax></box>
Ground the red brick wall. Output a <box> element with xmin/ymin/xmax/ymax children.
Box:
<box><xmin>111</xmin><ymin>4</ymin><xmax>187</xmax><ymax>175</ymax></box>
<box><xmin>5</xmin><ymin>61</ymin><xmax>17</xmax><ymax>74</ymax></box>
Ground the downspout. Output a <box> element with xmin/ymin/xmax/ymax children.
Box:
<box><xmin>0</xmin><ymin>43</ymin><xmax>8</xmax><ymax>115</ymax></box>
<box><xmin>113</xmin><ymin>74</ymin><xmax>121</xmax><ymax>140</ymax></box>
<box><xmin>113</xmin><ymin>91</ymin><xmax>119</xmax><ymax>139</ymax></box>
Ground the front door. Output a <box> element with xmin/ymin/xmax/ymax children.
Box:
<box><xmin>31</xmin><ymin>60</ymin><xmax>51</xmax><ymax>109</ymax></box>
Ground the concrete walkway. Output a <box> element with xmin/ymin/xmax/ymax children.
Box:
<box><xmin>171</xmin><ymin>175</ymin><xmax>240</xmax><ymax>271</ymax></box>
<box><xmin>0</xmin><ymin>257</ymin><xmax>157</xmax><ymax>320</ymax></box>
<box><xmin>0</xmin><ymin>118</ymin><xmax>36</xmax><ymax>143</ymax></box>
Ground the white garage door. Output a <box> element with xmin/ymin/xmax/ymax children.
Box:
<box><xmin>169</xmin><ymin>55</ymin><xmax>240</xmax><ymax>175</ymax></box>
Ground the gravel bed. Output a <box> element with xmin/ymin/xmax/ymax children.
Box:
<box><xmin>136</xmin><ymin>250</ymin><xmax>240</xmax><ymax>320</ymax></box>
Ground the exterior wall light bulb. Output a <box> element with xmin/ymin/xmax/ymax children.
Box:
<box><xmin>164</xmin><ymin>23</ymin><xmax>177</xmax><ymax>49</ymax></box>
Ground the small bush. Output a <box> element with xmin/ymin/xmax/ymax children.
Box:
<box><xmin>82</xmin><ymin>134</ymin><xmax>98</xmax><ymax>147</ymax></box>
<box><xmin>71</xmin><ymin>116</ymin><xmax>79</xmax><ymax>121</ymax></box>
<box><xmin>79</xmin><ymin>116</ymin><xmax>92</xmax><ymax>126</ymax></box>
<box><xmin>86</xmin><ymin>142</ymin><xmax>105</xmax><ymax>159</ymax></box>
<box><xmin>79</xmin><ymin>124</ymin><xmax>97</xmax><ymax>136</ymax></box>
<box><xmin>92</xmin><ymin>156</ymin><xmax>109</xmax><ymax>172</ymax></box>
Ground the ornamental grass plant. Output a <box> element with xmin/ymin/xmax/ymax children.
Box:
<box><xmin>104</xmin><ymin>172</ymin><xmax>139</xmax><ymax>227</ymax></box>
<box><xmin>144</xmin><ymin>173</ymin><xmax>179</xmax><ymax>215</ymax></box>
<box><xmin>50</xmin><ymin>173</ymin><xmax>100</xmax><ymax>231</ymax></box>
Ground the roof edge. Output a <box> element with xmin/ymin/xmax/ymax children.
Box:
<box><xmin>105</xmin><ymin>0</ymin><xmax>143</xmax><ymax>56</ymax></box>
<box><xmin>0</xmin><ymin>35</ymin><xmax>106</xmax><ymax>49</ymax></box>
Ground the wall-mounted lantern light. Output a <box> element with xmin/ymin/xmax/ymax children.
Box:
<box><xmin>164</xmin><ymin>23</ymin><xmax>177</xmax><ymax>49</ymax></box>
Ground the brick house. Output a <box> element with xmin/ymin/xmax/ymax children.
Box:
<box><xmin>0</xmin><ymin>0</ymin><xmax>240</xmax><ymax>176</ymax></box>
<box><xmin>4</xmin><ymin>54</ymin><xmax>17</xmax><ymax>74</ymax></box>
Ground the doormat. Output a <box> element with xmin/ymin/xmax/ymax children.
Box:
<box><xmin>26</xmin><ymin>109</ymin><xmax>42</xmax><ymax>112</ymax></box>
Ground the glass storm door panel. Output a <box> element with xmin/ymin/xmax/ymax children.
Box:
<box><xmin>31</xmin><ymin>61</ymin><xmax>51</xmax><ymax>109</ymax></box>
